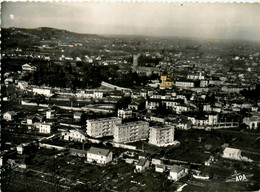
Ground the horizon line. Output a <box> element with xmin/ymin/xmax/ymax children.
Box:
<box><xmin>3</xmin><ymin>26</ymin><xmax>260</xmax><ymax>43</ymax></box>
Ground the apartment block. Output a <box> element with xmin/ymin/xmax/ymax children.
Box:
<box><xmin>86</xmin><ymin>117</ymin><xmax>122</xmax><ymax>138</ymax></box>
<box><xmin>149</xmin><ymin>125</ymin><xmax>175</xmax><ymax>147</ymax></box>
<box><xmin>113</xmin><ymin>121</ymin><xmax>149</xmax><ymax>143</ymax></box>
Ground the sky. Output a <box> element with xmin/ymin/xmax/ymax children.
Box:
<box><xmin>1</xmin><ymin>2</ymin><xmax>260</xmax><ymax>41</ymax></box>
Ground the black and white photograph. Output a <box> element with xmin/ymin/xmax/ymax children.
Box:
<box><xmin>1</xmin><ymin>1</ymin><xmax>260</xmax><ymax>191</ymax></box>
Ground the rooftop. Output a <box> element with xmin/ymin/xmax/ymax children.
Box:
<box><xmin>170</xmin><ymin>165</ymin><xmax>185</xmax><ymax>173</ymax></box>
<box><xmin>88</xmin><ymin>147</ymin><xmax>111</xmax><ymax>157</ymax></box>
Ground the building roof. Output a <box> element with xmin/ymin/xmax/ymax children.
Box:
<box><xmin>156</xmin><ymin>164</ymin><xmax>165</xmax><ymax>169</ymax></box>
<box><xmin>88</xmin><ymin>147</ymin><xmax>111</xmax><ymax>157</ymax></box>
<box><xmin>5</xmin><ymin>111</ymin><xmax>17</xmax><ymax>116</ymax></box>
<box><xmin>69</xmin><ymin>129</ymin><xmax>85</xmax><ymax>136</ymax></box>
<box><xmin>136</xmin><ymin>158</ymin><xmax>147</xmax><ymax>166</ymax></box>
<box><xmin>70</xmin><ymin>148</ymin><xmax>88</xmax><ymax>154</ymax></box>
<box><xmin>74</xmin><ymin>112</ymin><xmax>83</xmax><ymax>116</ymax></box>
<box><xmin>223</xmin><ymin>147</ymin><xmax>241</xmax><ymax>154</ymax></box>
<box><xmin>170</xmin><ymin>165</ymin><xmax>185</xmax><ymax>173</ymax></box>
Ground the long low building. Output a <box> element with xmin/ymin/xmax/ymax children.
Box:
<box><xmin>86</xmin><ymin>117</ymin><xmax>122</xmax><ymax>138</ymax></box>
<box><xmin>113</xmin><ymin>121</ymin><xmax>149</xmax><ymax>143</ymax></box>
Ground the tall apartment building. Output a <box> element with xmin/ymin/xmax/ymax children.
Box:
<box><xmin>149</xmin><ymin>125</ymin><xmax>175</xmax><ymax>147</ymax></box>
<box><xmin>86</xmin><ymin>117</ymin><xmax>122</xmax><ymax>138</ymax></box>
<box><xmin>113</xmin><ymin>121</ymin><xmax>149</xmax><ymax>143</ymax></box>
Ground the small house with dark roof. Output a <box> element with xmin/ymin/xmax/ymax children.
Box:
<box><xmin>70</xmin><ymin>148</ymin><xmax>88</xmax><ymax>157</ymax></box>
<box><xmin>135</xmin><ymin>158</ymin><xmax>150</xmax><ymax>173</ymax></box>
<box><xmin>87</xmin><ymin>147</ymin><xmax>113</xmax><ymax>164</ymax></box>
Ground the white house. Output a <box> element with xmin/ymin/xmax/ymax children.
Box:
<box><xmin>32</xmin><ymin>87</ymin><xmax>53</xmax><ymax>97</ymax></box>
<box><xmin>117</xmin><ymin>109</ymin><xmax>133</xmax><ymax>119</ymax></box>
<box><xmin>63</xmin><ymin>129</ymin><xmax>86</xmax><ymax>143</ymax></box>
<box><xmin>243</xmin><ymin>116</ymin><xmax>258</xmax><ymax>130</ymax></box>
<box><xmin>74</xmin><ymin>112</ymin><xmax>83</xmax><ymax>122</ymax></box>
<box><xmin>17</xmin><ymin>81</ymin><xmax>29</xmax><ymax>90</ymax></box>
<box><xmin>175</xmin><ymin>105</ymin><xmax>189</xmax><ymax>114</ymax></box>
<box><xmin>17</xmin><ymin>145</ymin><xmax>24</xmax><ymax>155</ymax></box>
<box><xmin>168</xmin><ymin>165</ymin><xmax>186</xmax><ymax>181</ymax></box>
<box><xmin>86</xmin><ymin>147</ymin><xmax>113</xmax><ymax>165</ymax></box>
<box><xmin>46</xmin><ymin>110</ymin><xmax>55</xmax><ymax>119</ymax></box>
<box><xmin>35</xmin><ymin>122</ymin><xmax>52</xmax><ymax>134</ymax></box>
<box><xmin>3</xmin><ymin>111</ymin><xmax>17</xmax><ymax>121</ymax></box>
<box><xmin>155</xmin><ymin>164</ymin><xmax>166</xmax><ymax>173</ymax></box>
<box><xmin>222</xmin><ymin>147</ymin><xmax>242</xmax><ymax>160</ymax></box>
<box><xmin>22</xmin><ymin>63</ymin><xmax>37</xmax><ymax>72</ymax></box>
<box><xmin>135</xmin><ymin>158</ymin><xmax>150</xmax><ymax>173</ymax></box>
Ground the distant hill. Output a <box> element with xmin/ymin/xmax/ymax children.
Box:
<box><xmin>1</xmin><ymin>27</ymin><xmax>101</xmax><ymax>50</ymax></box>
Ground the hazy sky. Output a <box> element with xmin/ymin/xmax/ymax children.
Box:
<box><xmin>2</xmin><ymin>2</ymin><xmax>260</xmax><ymax>41</ymax></box>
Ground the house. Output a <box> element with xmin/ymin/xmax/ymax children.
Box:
<box><xmin>155</xmin><ymin>164</ymin><xmax>166</xmax><ymax>173</ymax></box>
<box><xmin>145</xmin><ymin>99</ymin><xmax>160</xmax><ymax>110</ymax></box>
<box><xmin>222</xmin><ymin>147</ymin><xmax>242</xmax><ymax>160</ymax></box>
<box><xmin>138</xmin><ymin>152</ymin><xmax>149</xmax><ymax>160</ymax></box>
<box><xmin>22</xmin><ymin>63</ymin><xmax>37</xmax><ymax>72</ymax></box>
<box><xmin>46</xmin><ymin>110</ymin><xmax>55</xmax><ymax>119</ymax></box>
<box><xmin>4</xmin><ymin>76</ymin><xmax>14</xmax><ymax>85</ymax></box>
<box><xmin>86</xmin><ymin>147</ymin><xmax>113</xmax><ymax>165</ymax></box>
<box><xmin>17</xmin><ymin>81</ymin><xmax>29</xmax><ymax>90</ymax></box>
<box><xmin>176</xmin><ymin>117</ymin><xmax>192</xmax><ymax>130</ymax></box>
<box><xmin>16</xmin><ymin>143</ymin><xmax>37</xmax><ymax>155</ymax></box>
<box><xmin>35</xmin><ymin>122</ymin><xmax>52</xmax><ymax>134</ymax></box>
<box><xmin>168</xmin><ymin>165</ymin><xmax>186</xmax><ymax>181</ymax></box>
<box><xmin>16</xmin><ymin>143</ymin><xmax>30</xmax><ymax>155</ymax></box>
<box><xmin>118</xmin><ymin>109</ymin><xmax>133</xmax><ymax>119</ymax></box>
<box><xmin>70</xmin><ymin>148</ymin><xmax>87</xmax><ymax>157</ymax></box>
<box><xmin>243</xmin><ymin>116</ymin><xmax>258</xmax><ymax>130</ymax></box>
<box><xmin>175</xmin><ymin>105</ymin><xmax>189</xmax><ymax>114</ymax></box>
<box><xmin>135</xmin><ymin>158</ymin><xmax>150</xmax><ymax>173</ymax></box>
<box><xmin>27</xmin><ymin>117</ymin><xmax>36</xmax><ymax>125</ymax></box>
<box><xmin>32</xmin><ymin>87</ymin><xmax>53</xmax><ymax>97</ymax></box>
<box><xmin>151</xmin><ymin>158</ymin><xmax>162</xmax><ymax>165</ymax></box>
<box><xmin>17</xmin><ymin>145</ymin><xmax>24</xmax><ymax>155</ymax></box>
<box><xmin>3</xmin><ymin>111</ymin><xmax>17</xmax><ymax>121</ymax></box>
<box><xmin>63</xmin><ymin>129</ymin><xmax>86</xmax><ymax>143</ymax></box>
<box><xmin>128</xmin><ymin>99</ymin><xmax>145</xmax><ymax>111</ymax></box>
<box><xmin>74</xmin><ymin>112</ymin><xmax>83</xmax><ymax>122</ymax></box>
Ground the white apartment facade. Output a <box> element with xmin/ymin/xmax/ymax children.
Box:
<box><xmin>175</xmin><ymin>81</ymin><xmax>195</xmax><ymax>88</ymax></box>
<box><xmin>35</xmin><ymin>122</ymin><xmax>52</xmax><ymax>134</ymax></box>
<box><xmin>149</xmin><ymin>125</ymin><xmax>175</xmax><ymax>147</ymax></box>
<box><xmin>86</xmin><ymin>117</ymin><xmax>122</xmax><ymax>138</ymax></box>
<box><xmin>113</xmin><ymin>121</ymin><xmax>149</xmax><ymax>143</ymax></box>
